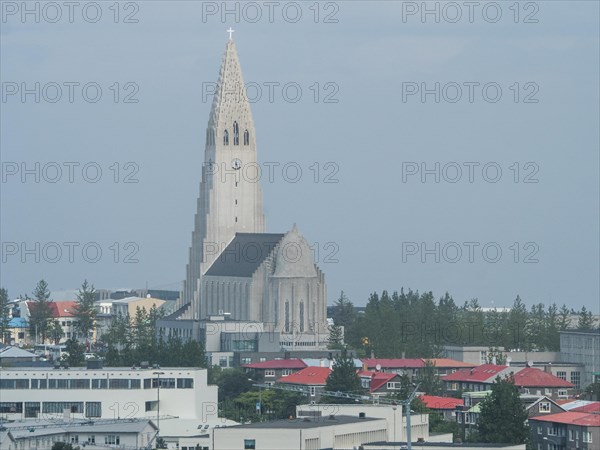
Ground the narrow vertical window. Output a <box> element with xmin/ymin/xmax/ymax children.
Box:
<box><xmin>244</xmin><ymin>130</ymin><xmax>250</xmax><ymax>145</ymax></box>
<box><xmin>299</xmin><ymin>302</ymin><xmax>304</xmax><ymax>332</ymax></box>
<box><xmin>223</xmin><ymin>130</ymin><xmax>229</xmax><ymax>145</ymax></box>
<box><xmin>284</xmin><ymin>301</ymin><xmax>290</xmax><ymax>333</ymax></box>
<box><xmin>233</xmin><ymin>122</ymin><xmax>239</xmax><ymax>145</ymax></box>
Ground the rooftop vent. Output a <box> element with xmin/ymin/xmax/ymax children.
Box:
<box><xmin>358</xmin><ymin>412</ymin><xmax>366</xmax><ymax>419</ymax></box>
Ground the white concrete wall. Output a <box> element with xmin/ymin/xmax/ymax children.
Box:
<box><xmin>0</xmin><ymin>368</ymin><xmax>217</xmax><ymax>421</ymax></box>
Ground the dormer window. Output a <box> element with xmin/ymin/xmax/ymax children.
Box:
<box><xmin>223</xmin><ymin>129</ymin><xmax>229</xmax><ymax>145</ymax></box>
<box><xmin>233</xmin><ymin>122</ymin><xmax>239</xmax><ymax>145</ymax></box>
<box><xmin>244</xmin><ymin>130</ymin><xmax>250</xmax><ymax>145</ymax></box>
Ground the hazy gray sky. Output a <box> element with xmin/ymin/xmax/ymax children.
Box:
<box><xmin>1</xmin><ymin>1</ymin><xmax>599</xmax><ymax>311</ymax></box>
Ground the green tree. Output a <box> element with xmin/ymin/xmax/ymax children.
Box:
<box><xmin>583</xmin><ymin>382</ymin><xmax>600</xmax><ymax>401</ymax></box>
<box><xmin>558</xmin><ymin>304</ymin><xmax>571</xmax><ymax>330</ymax></box>
<box><xmin>477</xmin><ymin>375</ymin><xmax>529</xmax><ymax>444</ymax></box>
<box><xmin>322</xmin><ymin>348</ymin><xmax>363</xmax><ymax>403</ymax></box>
<box><xmin>73</xmin><ymin>280</ymin><xmax>97</xmax><ymax>347</ymax></box>
<box><xmin>29</xmin><ymin>280</ymin><xmax>54</xmax><ymax>343</ymax></box>
<box><xmin>485</xmin><ymin>347</ymin><xmax>507</xmax><ymax>365</ymax></box>
<box><xmin>327</xmin><ymin>324</ymin><xmax>344</xmax><ymax>349</ymax></box>
<box><xmin>0</xmin><ymin>288</ymin><xmax>11</xmax><ymax>344</ymax></box>
<box><xmin>508</xmin><ymin>296</ymin><xmax>529</xmax><ymax>351</ymax></box>
<box><xmin>331</xmin><ymin>291</ymin><xmax>356</xmax><ymax>328</ymax></box>
<box><xmin>577</xmin><ymin>306</ymin><xmax>596</xmax><ymax>331</ymax></box>
<box><xmin>418</xmin><ymin>360</ymin><xmax>443</xmax><ymax>395</ymax></box>
<box><xmin>63</xmin><ymin>337</ymin><xmax>85</xmax><ymax>366</ymax></box>
<box><xmin>217</xmin><ymin>369</ymin><xmax>254</xmax><ymax>402</ymax></box>
<box><xmin>48</xmin><ymin>320</ymin><xmax>65</xmax><ymax>345</ymax></box>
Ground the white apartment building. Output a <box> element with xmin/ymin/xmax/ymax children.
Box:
<box><xmin>0</xmin><ymin>366</ymin><xmax>218</xmax><ymax>421</ymax></box>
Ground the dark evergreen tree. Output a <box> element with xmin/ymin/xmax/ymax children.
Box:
<box><xmin>577</xmin><ymin>306</ymin><xmax>596</xmax><ymax>331</ymax></box>
<box><xmin>322</xmin><ymin>348</ymin><xmax>363</xmax><ymax>403</ymax></box>
<box><xmin>64</xmin><ymin>337</ymin><xmax>85</xmax><ymax>367</ymax></box>
<box><xmin>477</xmin><ymin>375</ymin><xmax>529</xmax><ymax>444</ymax></box>
<box><xmin>418</xmin><ymin>360</ymin><xmax>443</xmax><ymax>395</ymax></box>
<box><xmin>331</xmin><ymin>291</ymin><xmax>356</xmax><ymax>328</ymax></box>
<box><xmin>73</xmin><ymin>280</ymin><xmax>97</xmax><ymax>347</ymax></box>
<box><xmin>0</xmin><ymin>288</ymin><xmax>11</xmax><ymax>343</ymax></box>
<box><xmin>29</xmin><ymin>280</ymin><xmax>54</xmax><ymax>343</ymax></box>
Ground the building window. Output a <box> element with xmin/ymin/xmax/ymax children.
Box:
<box><xmin>233</xmin><ymin>122</ymin><xmax>239</xmax><ymax>145</ymax></box>
<box><xmin>91</xmin><ymin>379</ymin><xmax>107</xmax><ymax>389</ymax></box>
<box><xmin>299</xmin><ymin>302</ymin><xmax>304</xmax><ymax>333</ymax></box>
<box><xmin>244</xmin><ymin>439</ymin><xmax>256</xmax><ymax>449</ymax></box>
<box><xmin>24</xmin><ymin>402</ymin><xmax>40</xmax><ymax>418</ymax></box>
<box><xmin>219</xmin><ymin>357</ymin><xmax>228</xmax><ymax>367</ymax></box>
<box><xmin>0</xmin><ymin>402</ymin><xmax>23</xmax><ymax>413</ymax></box>
<box><xmin>558</xmin><ymin>389</ymin><xmax>567</xmax><ymax>397</ymax></box>
<box><xmin>539</xmin><ymin>402</ymin><xmax>551</xmax><ymax>413</ymax></box>
<box><xmin>259</xmin><ymin>357</ymin><xmax>266</xmax><ymax>362</ymax></box>
<box><xmin>284</xmin><ymin>301</ymin><xmax>290</xmax><ymax>333</ymax></box>
<box><xmin>265</xmin><ymin>370</ymin><xmax>275</xmax><ymax>378</ymax></box>
<box><xmin>241</xmin><ymin>357</ymin><xmax>252</xmax><ymax>365</ymax></box>
<box><xmin>244</xmin><ymin>130</ymin><xmax>249</xmax><ymax>145</ymax></box>
<box><xmin>85</xmin><ymin>402</ymin><xmax>101</xmax><ymax>418</ymax></box>
<box><xmin>569</xmin><ymin>429</ymin><xmax>574</xmax><ymax>441</ymax></box>
<box><xmin>42</xmin><ymin>402</ymin><xmax>84</xmax><ymax>414</ymax></box>
<box><xmin>223</xmin><ymin>130</ymin><xmax>229</xmax><ymax>145</ymax></box>
<box><xmin>570</xmin><ymin>372</ymin><xmax>581</xmax><ymax>388</ymax></box>
<box><xmin>88</xmin><ymin>436</ymin><xmax>95</xmax><ymax>444</ymax></box>
<box><xmin>556</xmin><ymin>371</ymin><xmax>567</xmax><ymax>381</ymax></box>
<box><xmin>282</xmin><ymin>370</ymin><xmax>292</xmax><ymax>376</ymax></box>
<box><xmin>537</xmin><ymin>425</ymin><xmax>542</xmax><ymax>434</ymax></box>
<box><xmin>105</xmin><ymin>435</ymin><xmax>120</xmax><ymax>445</ymax></box>
<box><xmin>387</xmin><ymin>382</ymin><xmax>401</xmax><ymax>390</ymax></box>
<box><xmin>309</xmin><ymin>386</ymin><xmax>316</xmax><ymax>397</ymax></box>
<box><xmin>177</xmin><ymin>378</ymin><xmax>194</xmax><ymax>389</ymax></box>
<box><xmin>583</xmin><ymin>431</ymin><xmax>593</xmax><ymax>443</ymax></box>
<box><xmin>109</xmin><ymin>379</ymin><xmax>141</xmax><ymax>389</ymax></box>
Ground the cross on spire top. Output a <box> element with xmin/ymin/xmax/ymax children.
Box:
<box><xmin>227</xmin><ymin>27</ymin><xmax>235</xmax><ymax>41</ymax></box>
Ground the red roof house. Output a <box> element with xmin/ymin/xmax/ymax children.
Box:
<box><xmin>278</xmin><ymin>367</ymin><xmax>331</xmax><ymax>386</ymax></box>
<box><xmin>419</xmin><ymin>395</ymin><xmax>464</xmax><ymax>410</ymax></box>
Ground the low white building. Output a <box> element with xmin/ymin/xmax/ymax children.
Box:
<box><xmin>0</xmin><ymin>366</ymin><xmax>217</xmax><ymax>421</ymax></box>
<box><xmin>213</xmin><ymin>414</ymin><xmax>389</xmax><ymax>450</ymax></box>
<box><xmin>1</xmin><ymin>418</ymin><xmax>157</xmax><ymax>450</ymax></box>
<box><xmin>296</xmin><ymin>403</ymin><xmax>432</xmax><ymax>443</ymax></box>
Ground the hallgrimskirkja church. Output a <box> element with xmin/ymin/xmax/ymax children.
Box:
<box><xmin>159</xmin><ymin>35</ymin><xmax>329</xmax><ymax>352</ymax></box>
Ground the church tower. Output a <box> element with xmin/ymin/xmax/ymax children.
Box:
<box><xmin>181</xmin><ymin>35</ymin><xmax>266</xmax><ymax>317</ymax></box>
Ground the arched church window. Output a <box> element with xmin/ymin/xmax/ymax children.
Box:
<box><xmin>233</xmin><ymin>122</ymin><xmax>239</xmax><ymax>145</ymax></box>
<box><xmin>244</xmin><ymin>130</ymin><xmax>250</xmax><ymax>145</ymax></box>
<box><xmin>299</xmin><ymin>302</ymin><xmax>305</xmax><ymax>333</ymax></box>
<box><xmin>223</xmin><ymin>130</ymin><xmax>229</xmax><ymax>145</ymax></box>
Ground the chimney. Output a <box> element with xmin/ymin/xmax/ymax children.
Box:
<box><xmin>401</xmin><ymin>351</ymin><xmax>406</xmax><ymax>359</ymax></box>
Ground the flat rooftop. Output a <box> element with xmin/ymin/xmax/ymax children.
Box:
<box><xmin>224</xmin><ymin>415</ymin><xmax>382</xmax><ymax>430</ymax></box>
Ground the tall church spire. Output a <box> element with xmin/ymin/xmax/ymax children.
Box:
<box><xmin>207</xmin><ymin>39</ymin><xmax>254</xmax><ymax>148</ymax></box>
<box><xmin>181</xmin><ymin>36</ymin><xmax>265</xmax><ymax>316</ymax></box>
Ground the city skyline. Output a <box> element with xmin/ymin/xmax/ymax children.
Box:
<box><xmin>1</xmin><ymin>2</ymin><xmax>599</xmax><ymax>311</ymax></box>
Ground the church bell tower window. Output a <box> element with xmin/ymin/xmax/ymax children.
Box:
<box><xmin>223</xmin><ymin>129</ymin><xmax>229</xmax><ymax>145</ymax></box>
<box><xmin>299</xmin><ymin>302</ymin><xmax>304</xmax><ymax>333</ymax></box>
<box><xmin>233</xmin><ymin>122</ymin><xmax>240</xmax><ymax>145</ymax></box>
<box><xmin>244</xmin><ymin>130</ymin><xmax>250</xmax><ymax>145</ymax></box>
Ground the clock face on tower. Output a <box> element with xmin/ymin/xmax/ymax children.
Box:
<box><xmin>232</xmin><ymin>158</ymin><xmax>242</xmax><ymax>170</ymax></box>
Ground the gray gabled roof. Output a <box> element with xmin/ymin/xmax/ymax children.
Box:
<box><xmin>205</xmin><ymin>233</ymin><xmax>284</xmax><ymax>277</ymax></box>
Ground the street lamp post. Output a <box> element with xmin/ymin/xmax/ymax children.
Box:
<box><xmin>153</xmin><ymin>371</ymin><xmax>165</xmax><ymax>443</ymax></box>
<box><xmin>400</xmin><ymin>383</ymin><xmax>421</xmax><ymax>450</ymax></box>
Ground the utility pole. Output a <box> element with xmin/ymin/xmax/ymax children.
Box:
<box><xmin>400</xmin><ymin>383</ymin><xmax>421</xmax><ymax>450</ymax></box>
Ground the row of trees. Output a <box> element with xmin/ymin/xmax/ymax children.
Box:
<box><xmin>0</xmin><ymin>280</ymin><xmax>98</xmax><ymax>347</ymax></box>
<box><xmin>100</xmin><ymin>305</ymin><xmax>206</xmax><ymax>367</ymax></box>
<box><xmin>330</xmin><ymin>290</ymin><xmax>597</xmax><ymax>357</ymax></box>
